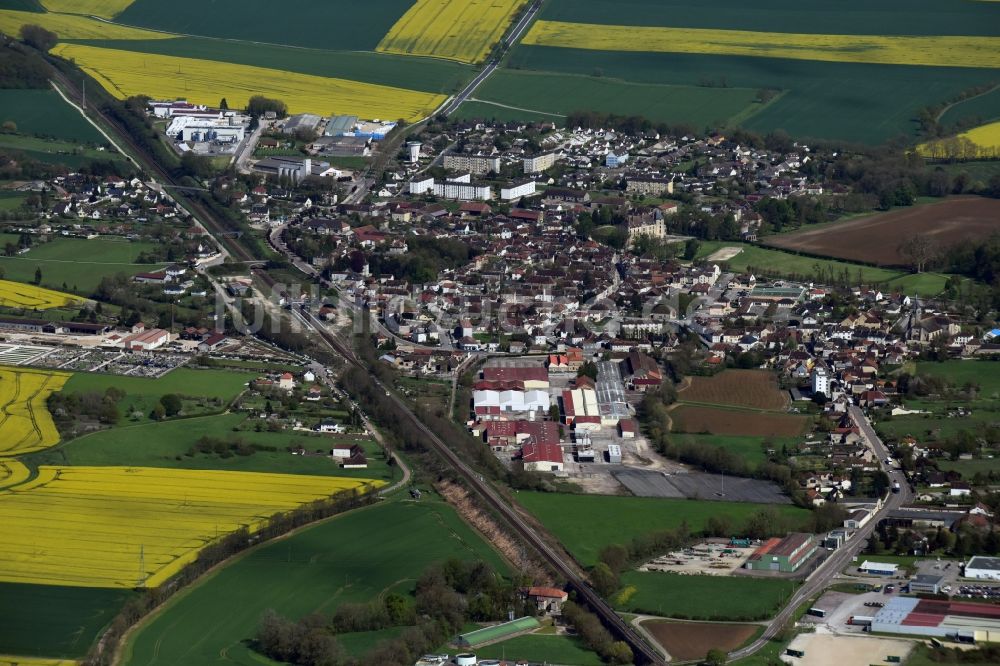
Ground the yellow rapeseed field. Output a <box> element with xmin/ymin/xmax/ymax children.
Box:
<box><xmin>918</xmin><ymin>120</ymin><xmax>1000</xmax><ymax>159</ymax></box>
<box><xmin>377</xmin><ymin>0</ymin><xmax>527</xmax><ymax>64</ymax></box>
<box><xmin>0</xmin><ymin>367</ymin><xmax>69</xmax><ymax>457</ymax></box>
<box><xmin>0</xmin><ymin>279</ymin><xmax>78</xmax><ymax>310</ymax></box>
<box><xmin>0</xmin><ymin>657</ymin><xmax>79</xmax><ymax>666</ymax></box>
<box><xmin>0</xmin><ymin>460</ymin><xmax>30</xmax><ymax>489</ymax></box>
<box><xmin>0</xmin><ymin>9</ymin><xmax>170</xmax><ymax>41</ymax></box>
<box><xmin>40</xmin><ymin>0</ymin><xmax>136</xmax><ymax>19</ymax></box>
<box><xmin>0</xmin><ymin>466</ymin><xmax>384</xmax><ymax>588</ymax></box>
<box><xmin>522</xmin><ymin>20</ymin><xmax>1000</xmax><ymax>69</ymax></box>
<box><xmin>52</xmin><ymin>43</ymin><xmax>447</xmax><ymax>122</ymax></box>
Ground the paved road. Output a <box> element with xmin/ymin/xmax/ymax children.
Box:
<box><xmin>441</xmin><ymin>0</ymin><xmax>541</xmax><ymax>115</ymax></box>
<box><xmin>729</xmin><ymin>406</ymin><xmax>913</xmax><ymax>660</ymax></box>
<box><xmin>234</xmin><ymin>120</ymin><xmax>265</xmax><ymax>173</ymax></box>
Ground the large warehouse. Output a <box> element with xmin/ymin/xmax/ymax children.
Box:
<box><xmin>871</xmin><ymin>597</ymin><xmax>1000</xmax><ymax>642</ymax></box>
<box><xmin>744</xmin><ymin>533</ymin><xmax>817</xmax><ymax>573</ymax></box>
<box><xmin>964</xmin><ymin>556</ymin><xmax>1000</xmax><ymax>581</ymax></box>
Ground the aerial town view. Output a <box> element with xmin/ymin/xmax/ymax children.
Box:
<box><xmin>1</xmin><ymin>1</ymin><xmax>1000</xmax><ymax>666</ymax></box>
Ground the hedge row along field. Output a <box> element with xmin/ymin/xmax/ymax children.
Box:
<box><xmin>918</xmin><ymin>120</ymin><xmax>1000</xmax><ymax>160</ymax></box>
<box><xmin>52</xmin><ymin>43</ymin><xmax>446</xmax><ymax>122</ymax></box>
<box><xmin>0</xmin><ymin>9</ymin><xmax>170</xmax><ymax>40</ymax></box>
<box><xmin>0</xmin><ymin>280</ymin><xmax>78</xmax><ymax>310</ymax></box>
<box><xmin>522</xmin><ymin>20</ymin><xmax>1000</xmax><ymax>69</ymax></box>
<box><xmin>0</xmin><ymin>368</ymin><xmax>69</xmax><ymax>457</ymax></box>
<box><xmin>40</xmin><ymin>0</ymin><xmax>136</xmax><ymax>19</ymax></box>
<box><xmin>377</xmin><ymin>0</ymin><xmax>527</xmax><ymax>63</ymax></box>
<box><xmin>0</xmin><ymin>466</ymin><xmax>384</xmax><ymax>588</ymax></box>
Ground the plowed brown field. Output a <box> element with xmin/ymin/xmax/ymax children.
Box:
<box><xmin>679</xmin><ymin>370</ymin><xmax>788</xmax><ymax>410</ymax></box>
<box><xmin>641</xmin><ymin>620</ymin><xmax>758</xmax><ymax>660</ymax></box>
<box><xmin>670</xmin><ymin>405</ymin><xmax>810</xmax><ymax>437</ymax></box>
<box><xmin>763</xmin><ymin>196</ymin><xmax>1000</xmax><ymax>266</ymax></box>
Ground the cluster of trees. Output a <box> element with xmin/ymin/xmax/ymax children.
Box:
<box><xmin>924</xmin><ymin>644</ymin><xmax>1000</xmax><ymax>664</ymax></box>
<box><xmin>869</xmin><ymin>522</ymin><xmax>1000</xmax><ymax>559</ymax></box>
<box><xmin>254</xmin><ymin>559</ymin><xmax>529</xmax><ymax>666</ymax></box>
<box><xmin>47</xmin><ymin>387</ymin><xmax>124</xmax><ymax>434</ymax></box>
<box><xmin>150</xmin><ymin>393</ymin><xmax>183</xmax><ymax>420</ymax></box>
<box><xmin>18</xmin><ymin>25</ymin><xmax>57</xmax><ymax>53</ymax></box>
<box><xmin>185</xmin><ymin>435</ymin><xmax>267</xmax><ymax>459</ymax></box>
<box><xmin>247</xmin><ymin>95</ymin><xmax>288</xmax><ymax>119</ymax></box>
<box><xmin>350</xmin><ymin>236</ymin><xmax>476</xmax><ymax>284</ymax></box>
<box><xmin>565</xmin><ymin>110</ymin><xmax>695</xmax><ymax>140</ymax></box>
<box><xmin>561</xmin><ymin>602</ymin><xmax>633</xmax><ymax>665</ymax></box>
<box><xmin>0</xmin><ymin>30</ymin><xmax>52</xmax><ymax>87</ymax></box>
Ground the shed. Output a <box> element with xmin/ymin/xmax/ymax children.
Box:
<box><xmin>456</xmin><ymin>616</ymin><xmax>540</xmax><ymax>648</ymax></box>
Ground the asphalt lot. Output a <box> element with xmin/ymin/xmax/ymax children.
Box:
<box><xmin>613</xmin><ymin>469</ymin><xmax>791</xmax><ymax>503</ymax></box>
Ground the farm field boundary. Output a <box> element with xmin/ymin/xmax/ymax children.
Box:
<box><xmin>0</xmin><ymin>367</ymin><xmax>69</xmax><ymax>457</ymax></box>
<box><xmin>762</xmin><ymin>196</ymin><xmax>1000</xmax><ymax>266</ymax></box>
<box><xmin>0</xmin><ymin>465</ymin><xmax>383</xmax><ymax>588</ymax></box>
<box><xmin>522</xmin><ymin>20</ymin><xmax>1000</xmax><ymax>69</ymax></box>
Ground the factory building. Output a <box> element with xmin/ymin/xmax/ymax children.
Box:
<box><xmin>965</xmin><ymin>556</ymin><xmax>1000</xmax><ymax>581</ymax></box>
<box><xmin>744</xmin><ymin>533</ymin><xmax>817</xmax><ymax>573</ymax></box>
<box><xmin>166</xmin><ymin>115</ymin><xmax>246</xmax><ymax>143</ymax></box>
<box><xmin>871</xmin><ymin>597</ymin><xmax>1000</xmax><ymax>642</ymax></box>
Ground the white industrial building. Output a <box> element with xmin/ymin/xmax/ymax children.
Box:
<box><xmin>253</xmin><ymin>157</ymin><xmax>340</xmax><ymax>183</ymax></box>
<box><xmin>166</xmin><ymin>114</ymin><xmax>247</xmax><ymax>143</ymax></box>
<box><xmin>473</xmin><ymin>389</ymin><xmax>549</xmax><ymax>414</ymax></box>
<box><xmin>500</xmin><ymin>180</ymin><xmax>536</xmax><ymax>201</ymax></box>
<box><xmin>965</xmin><ymin>556</ymin><xmax>1000</xmax><ymax>580</ymax></box>
<box><xmin>858</xmin><ymin>560</ymin><xmax>898</xmax><ymax>576</ymax></box>
<box><xmin>561</xmin><ymin>387</ymin><xmax>601</xmax><ymax>431</ymax></box>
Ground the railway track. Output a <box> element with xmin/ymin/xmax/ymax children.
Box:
<box><xmin>50</xmin><ymin>69</ymin><xmax>258</xmax><ymax>264</ymax></box>
<box><xmin>52</xmin><ymin>62</ymin><xmax>663</xmax><ymax>662</ymax></box>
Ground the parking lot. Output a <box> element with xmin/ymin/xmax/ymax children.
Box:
<box><xmin>613</xmin><ymin>468</ymin><xmax>792</xmax><ymax>503</ymax></box>
<box><xmin>784</xmin><ymin>631</ymin><xmax>913</xmax><ymax>666</ymax></box>
<box><xmin>638</xmin><ymin>539</ymin><xmax>757</xmax><ymax>576</ymax></box>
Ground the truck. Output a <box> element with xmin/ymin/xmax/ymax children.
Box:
<box><xmin>849</xmin><ymin>615</ymin><xmax>874</xmax><ymax>626</ymax></box>
<box><xmin>786</xmin><ymin>648</ymin><xmax>805</xmax><ymax>657</ymax></box>
<box><xmin>892</xmin><ymin>481</ymin><xmax>901</xmax><ymax>493</ymax></box>
<box><xmin>807</xmin><ymin>608</ymin><xmax>827</xmax><ymax>618</ymax></box>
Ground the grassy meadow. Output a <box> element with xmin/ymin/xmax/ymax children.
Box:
<box><xmin>516</xmin><ymin>492</ymin><xmax>810</xmax><ymax>566</ymax></box>
<box><xmin>120</xmin><ymin>499</ymin><xmax>512</xmax><ymax>665</ymax></box>
<box><xmin>616</xmin><ymin>572</ymin><xmax>797</xmax><ymax>620</ymax></box>
<box><xmin>0</xmin><ymin>90</ymin><xmax>104</xmax><ymax>143</ymax></box>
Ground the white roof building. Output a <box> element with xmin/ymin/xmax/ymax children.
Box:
<box><xmin>473</xmin><ymin>389</ymin><xmax>549</xmax><ymax>413</ymax></box>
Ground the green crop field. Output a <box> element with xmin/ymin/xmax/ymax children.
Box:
<box><xmin>615</xmin><ymin>572</ymin><xmax>797</xmax><ymax>621</ymax></box>
<box><xmin>0</xmin><ymin>89</ymin><xmax>104</xmax><ymax>143</ymax></box>
<box><xmin>120</xmin><ymin>499</ymin><xmax>512</xmax><ymax>665</ymax></box>
<box><xmin>516</xmin><ymin>492</ymin><xmax>810</xmax><ymax>567</ymax></box>
<box><xmin>0</xmin><ymin>582</ymin><xmax>131</xmax><ymax>658</ymax></box>
<box><xmin>671</xmin><ymin>433</ymin><xmax>796</xmax><ymax>466</ymax></box>
<box><xmin>79</xmin><ymin>36</ymin><xmax>475</xmax><ymax>95</ymax></box>
<box><xmin>116</xmin><ymin>0</ymin><xmax>414</xmax><ymax>52</ymax></box>
<box><xmin>462</xmin><ymin>69</ymin><xmax>760</xmax><ymax>127</ymax></box>
<box><xmin>0</xmin><ymin>237</ymin><xmax>166</xmax><ymax>295</ymax></box>
<box><xmin>939</xmin><ymin>86</ymin><xmax>1000</xmax><ymax>128</ymax></box>
<box><xmin>31</xmin><ymin>412</ymin><xmax>397</xmax><ymax>482</ymax></box>
<box><xmin>500</xmin><ymin>0</ymin><xmax>1000</xmax><ymax>144</ymax></box>
<box><xmin>456</xmin><ymin>100</ymin><xmax>564</xmax><ymax>124</ymax></box>
<box><xmin>695</xmin><ymin>241</ymin><xmax>949</xmax><ymax>296</ymax></box>
<box><xmin>64</xmin><ymin>366</ymin><xmax>249</xmax><ymax>403</ymax></box>
<box><xmin>0</xmin><ymin>133</ymin><xmax>126</xmax><ymax>167</ymax></box>
<box><xmin>0</xmin><ymin>191</ymin><xmax>26</xmax><ymax>211</ymax></box>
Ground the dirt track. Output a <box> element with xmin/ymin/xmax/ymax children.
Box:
<box><xmin>763</xmin><ymin>196</ymin><xmax>1000</xmax><ymax>266</ymax></box>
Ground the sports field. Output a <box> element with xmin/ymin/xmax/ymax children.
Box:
<box><xmin>616</xmin><ymin>572</ymin><xmax>796</xmax><ymax>620</ymax></box>
<box><xmin>377</xmin><ymin>0</ymin><xmax>527</xmax><ymax>63</ymax></box>
<box><xmin>53</xmin><ymin>43</ymin><xmax>446</xmax><ymax>122</ymax></box>
<box><xmin>516</xmin><ymin>492</ymin><xmax>810</xmax><ymax>566</ymax></box>
<box><xmin>120</xmin><ymin>499</ymin><xmax>510</xmax><ymax>665</ymax></box>
<box><xmin>0</xmin><ymin>280</ymin><xmax>77</xmax><ymax>310</ymax></box>
<box><xmin>679</xmin><ymin>370</ymin><xmax>788</xmax><ymax>411</ymax></box>
<box><xmin>0</xmin><ymin>237</ymin><xmax>166</xmax><ymax>295</ymax></box>
<box><xmin>0</xmin><ymin>466</ymin><xmax>382</xmax><ymax>588</ymax></box>
<box><xmin>763</xmin><ymin>197</ymin><xmax>1000</xmax><ymax>266</ymax></box>
<box><xmin>0</xmin><ymin>367</ymin><xmax>69</xmax><ymax>457</ymax></box>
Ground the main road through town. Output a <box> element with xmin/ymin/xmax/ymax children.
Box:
<box><xmin>729</xmin><ymin>405</ymin><xmax>913</xmax><ymax>660</ymax></box>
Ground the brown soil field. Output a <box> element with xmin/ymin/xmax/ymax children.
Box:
<box><xmin>763</xmin><ymin>196</ymin><xmax>1000</xmax><ymax>266</ymax></box>
<box><xmin>671</xmin><ymin>405</ymin><xmax>810</xmax><ymax>437</ymax></box>
<box><xmin>679</xmin><ymin>370</ymin><xmax>788</xmax><ymax>410</ymax></box>
<box><xmin>641</xmin><ymin>620</ymin><xmax>758</xmax><ymax>660</ymax></box>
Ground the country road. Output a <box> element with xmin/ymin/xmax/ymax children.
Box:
<box><xmin>729</xmin><ymin>405</ymin><xmax>913</xmax><ymax>660</ymax></box>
